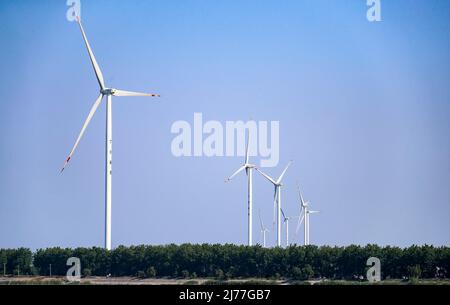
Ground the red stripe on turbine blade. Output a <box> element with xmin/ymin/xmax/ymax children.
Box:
<box><xmin>60</xmin><ymin>157</ymin><xmax>71</xmax><ymax>173</ymax></box>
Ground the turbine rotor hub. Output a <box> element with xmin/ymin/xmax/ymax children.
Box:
<box><xmin>101</xmin><ymin>88</ymin><xmax>114</xmax><ymax>95</ymax></box>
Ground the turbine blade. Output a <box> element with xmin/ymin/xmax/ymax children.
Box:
<box><xmin>272</xmin><ymin>186</ymin><xmax>278</xmax><ymax>228</ymax></box>
<box><xmin>277</xmin><ymin>160</ymin><xmax>293</xmax><ymax>184</ymax></box>
<box><xmin>225</xmin><ymin>166</ymin><xmax>246</xmax><ymax>182</ymax></box>
<box><xmin>281</xmin><ymin>208</ymin><xmax>287</xmax><ymax>221</ymax></box>
<box><xmin>300</xmin><ymin>193</ymin><xmax>306</xmax><ymax>206</ymax></box>
<box><xmin>295</xmin><ymin>210</ymin><xmax>305</xmax><ymax>234</ymax></box>
<box><xmin>309</xmin><ymin>210</ymin><xmax>320</xmax><ymax>214</ymax></box>
<box><xmin>258</xmin><ymin>209</ymin><xmax>264</xmax><ymax>231</ymax></box>
<box><xmin>245</xmin><ymin>132</ymin><xmax>250</xmax><ymax>164</ymax></box>
<box><xmin>61</xmin><ymin>94</ymin><xmax>103</xmax><ymax>172</ymax></box>
<box><xmin>112</xmin><ymin>89</ymin><xmax>160</xmax><ymax>97</ymax></box>
<box><xmin>76</xmin><ymin>17</ymin><xmax>105</xmax><ymax>90</ymax></box>
<box><xmin>297</xmin><ymin>183</ymin><xmax>306</xmax><ymax>206</ymax></box>
<box><xmin>255</xmin><ymin>168</ymin><xmax>277</xmax><ymax>185</ymax></box>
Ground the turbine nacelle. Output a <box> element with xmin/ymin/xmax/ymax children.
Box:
<box><xmin>101</xmin><ymin>88</ymin><xmax>114</xmax><ymax>95</ymax></box>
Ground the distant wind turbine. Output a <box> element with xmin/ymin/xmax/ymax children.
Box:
<box><xmin>281</xmin><ymin>208</ymin><xmax>298</xmax><ymax>247</ymax></box>
<box><xmin>61</xmin><ymin>17</ymin><xmax>160</xmax><ymax>250</ymax></box>
<box><xmin>256</xmin><ymin>161</ymin><xmax>293</xmax><ymax>247</ymax></box>
<box><xmin>295</xmin><ymin>185</ymin><xmax>319</xmax><ymax>246</ymax></box>
<box><xmin>258</xmin><ymin>210</ymin><xmax>269</xmax><ymax>248</ymax></box>
<box><xmin>226</xmin><ymin>132</ymin><xmax>256</xmax><ymax>246</ymax></box>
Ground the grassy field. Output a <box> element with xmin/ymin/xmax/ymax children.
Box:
<box><xmin>1</xmin><ymin>276</ymin><xmax>450</xmax><ymax>285</ymax></box>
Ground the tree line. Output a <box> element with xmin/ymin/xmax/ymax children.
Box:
<box><xmin>1</xmin><ymin>244</ymin><xmax>449</xmax><ymax>280</ymax></box>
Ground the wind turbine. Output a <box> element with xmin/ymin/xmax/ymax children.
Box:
<box><xmin>256</xmin><ymin>161</ymin><xmax>293</xmax><ymax>247</ymax></box>
<box><xmin>295</xmin><ymin>185</ymin><xmax>319</xmax><ymax>246</ymax></box>
<box><xmin>226</xmin><ymin>133</ymin><xmax>255</xmax><ymax>246</ymax></box>
<box><xmin>258</xmin><ymin>210</ymin><xmax>269</xmax><ymax>248</ymax></box>
<box><xmin>281</xmin><ymin>208</ymin><xmax>298</xmax><ymax>247</ymax></box>
<box><xmin>61</xmin><ymin>17</ymin><xmax>159</xmax><ymax>250</ymax></box>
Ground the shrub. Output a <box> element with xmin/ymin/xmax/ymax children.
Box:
<box><xmin>215</xmin><ymin>268</ymin><xmax>225</xmax><ymax>280</ymax></box>
<box><xmin>407</xmin><ymin>265</ymin><xmax>421</xmax><ymax>280</ymax></box>
<box><xmin>302</xmin><ymin>264</ymin><xmax>314</xmax><ymax>280</ymax></box>
<box><xmin>290</xmin><ymin>267</ymin><xmax>303</xmax><ymax>280</ymax></box>
<box><xmin>181</xmin><ymin>270</ymin><xmax>190</xmax><ymax>278</ymax></box>
<box><xmin>146</xmin><ymin>266</ymin><xmax>156</xmax><ymax>278</ymax></box>
<box><xmin>290</xmin><ymin>265</ymin><xmax>314</xmax><ymax>281</ymax></box>
<box><xmin>136</xmin><ymin>270</ymin><xmax>145</xmax><ymax>279</ymax></box>
<box><xmin>83</xmin><ymin>268</ymin><xmax>92</xmax><ymax>277</ymax></box>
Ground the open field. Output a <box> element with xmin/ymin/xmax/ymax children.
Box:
<box><xmin>1</xmin><ymin>276</ymin><xmax>450</xmax><ymax>285</ymax></box>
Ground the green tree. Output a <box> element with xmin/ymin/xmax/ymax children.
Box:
<box><xmin>302</xmin><ymin>264</ymin><xmax>314</xmax><ymax>280</ymax></box>
<box><xmin>407</xmin><ymin>265</ymin><xmax>421</xmax><ymax>280</ymax></box>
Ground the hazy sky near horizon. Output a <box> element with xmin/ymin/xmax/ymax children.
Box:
<box><xmin>0</xmin><ymin>0</ymin><xmax>449</xmax><ymax>250</ymax></box>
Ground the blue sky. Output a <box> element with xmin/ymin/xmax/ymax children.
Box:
<box><xmin>0</xmin><ymin>0</ymin><xmax>449</xmax><ymax>249</ymax></box>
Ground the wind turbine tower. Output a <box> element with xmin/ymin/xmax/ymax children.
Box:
<box><xmin>258</xmin><ymin>210</ymin><xmax>269</xmax><ymax>247</ymax></box>
<box><xmin>226</xmin><ymin>133</ymin><xmax>256</xmax><ymax>246</ymax></box>
<box><xmin>281</xmin><ymin>208</ymin><xmax>298</xmax><ymax>247</ymax></box>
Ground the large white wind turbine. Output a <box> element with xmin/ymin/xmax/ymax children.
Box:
<box><xmin>258</xmin><ymin>210</ymin><xmax>269</xmax><ymax>248</ymax></box>
<box><xmin>61</xmin><ymin>17</ymin><xmax>159</xmax><ymax>250</ymax></box>
<box><xmin>256</xmin><ymin>161</ymin><xmax>293</xmax><ymax>247</ymax></box>
<box><xmin>226</xmin><ymin>133</ymin><xmax>255</xmax><ymax>246</ymax></box>
<box><xmin>295</xmin><ymin>186</ymin><xmax>319</xmax><ymax>246</ymax></box>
